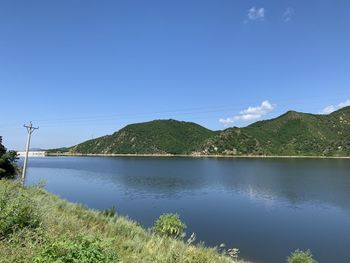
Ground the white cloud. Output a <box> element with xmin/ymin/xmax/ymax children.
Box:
<box><xmin>219</xmin><ymin>100</ymin><xmax>275</xmax><ymax>126</ymax></box>
<box><xmin>247</xmin><ymin>7</ymin><xmax>265</xmax><ymax>21</ymax></box>
<box><xmin>283</xmin><ymin>7</ymin><xmax>294</xmax><ymax>22</ymax></box>
<box><xmin>320</xmin><ymin>99</ymin><xmax>350</xmax><ymax>114</ymax></box>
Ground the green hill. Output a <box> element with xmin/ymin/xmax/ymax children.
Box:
<box><xmin>69</xmin><ymin>119</ymin><xmax>216</xmax><ymax>155</ymax></box>
<box><xmin>55</xmin><ymin>106</ymin><xmax>350</xmax><ymax>157</ymax></box>
<box><xmin>200</xmin><ymin>106</ymin><xmax>350</xmax><ymax>156</ymax></box>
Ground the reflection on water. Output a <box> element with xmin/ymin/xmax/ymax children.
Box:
<box><xmin>25</xmin><ymin>157</ymin><xmax>350</xmax><ymax>263</ymax></box>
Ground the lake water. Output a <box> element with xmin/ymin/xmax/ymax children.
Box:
<box><xmin>24</xmin><ymin>157</ymin><xmax>350</xmax><ymax>263</ymax></box>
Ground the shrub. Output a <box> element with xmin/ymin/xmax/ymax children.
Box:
<box><xmin>287</xmin><ymin>249</ymin><xmax>317</xmax><ymax>263</ymax></box>
<box><xmin>0</xmin><ymin>181</ymin><xmax>41</xmax><ymax>238</ymax></box>
<box><xmin>34</xmin><ymin>236</ymin><xmax>119</xmax><ymax>263</ymax></box>
<box><xmin>153</xmin><ymin>213</ymin><xmax>186</xmax><ymax>238</ymax></box>
<box><xmin>0</xmin><ymin>140</ymin><xmax>18</xmax><ymax>179</ymax></box>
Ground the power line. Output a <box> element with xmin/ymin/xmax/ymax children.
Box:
<box><xmin>0</xmin><ymin>93</ymin><xmax>349</xmax><ymax>129</ymax></box>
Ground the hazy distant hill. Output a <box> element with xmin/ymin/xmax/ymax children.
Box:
<box><xmin>53</xmin><ymin>106</ymin><xmax>350</xmax><ymax>157</ymax></box>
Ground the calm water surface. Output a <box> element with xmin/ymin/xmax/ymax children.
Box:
<box><xmin>25</xmin><ymin>157</ymin><xmax>350</xmax><ymax>263</ymax></box>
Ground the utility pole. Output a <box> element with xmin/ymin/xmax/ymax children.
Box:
<box><xmin>21</xmin><ymin>122</ymin><xmax>39</xmax><ymax>185</ymax></box>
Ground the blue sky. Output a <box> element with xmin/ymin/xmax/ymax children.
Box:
<box><xmin>0</xmin><ymin>0</ymin><xmax>349</xmax><ymax>150</ymax></box>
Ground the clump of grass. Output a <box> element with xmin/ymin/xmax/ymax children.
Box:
<box><xmin>153</xmin><ymin>213</ymin><xmax>186</xmax><ymax>239</ymax></box>
<box><xmin>287</xmin><ymin>249</ymin><xmax>317</xmax><ymax>263</ymax></box>
<box><xmin>0</xmin><ymin>180</ymin><xmax>41</xmax><ymax>238</ymax></box>
<box><xmin>101</xmin><ymin>206</ymin><xmax>117</xmax><ymax>218</ymax></box>
<box><xmin>34</xmin><ymin>235</ymin><xmax>119</xmax><ymax>263</ymax></box>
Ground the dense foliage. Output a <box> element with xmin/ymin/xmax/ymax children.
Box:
<box><xmin>54</xmin><ymin>106</ymin><xmax>350</xmax><ymax>157</ymax></box>
<box><xmin>0</xmin><ymin>139</ymin><xmax>18</xmax><ymax>179</ymax></box>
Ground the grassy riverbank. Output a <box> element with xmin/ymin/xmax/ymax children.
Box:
<box><xmin>0</xmin><ymin>180</ymin><xmax>247</xmax><ymax>263</ymax></box>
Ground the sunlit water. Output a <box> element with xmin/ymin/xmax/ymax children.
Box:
<box><xmin>24</xmin><ymin>156</ymin><xmax>350</xmax><ymax>263</ymax></box>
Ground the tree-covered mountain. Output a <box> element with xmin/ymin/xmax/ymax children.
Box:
<box><xmin>54</xmin><ymin>106</ymin><xmax>350</xmax><ymax>156</ymax></box>
<box><xmin>200</xmin><ymin>106</ymin><xmax>350</xmax><ymax>156</ymax></box>
<box><xmin>69</xmin><ymin>119</ymin><xmax>216</xmax><ymax>155</ymax></box>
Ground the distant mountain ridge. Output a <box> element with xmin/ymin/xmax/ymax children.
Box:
<box><xmin>51</xmin><ymin>106</ymin><xmax>350</xmax><ymax>157</ymax></box>
<box><xmin>200</xmin><ymin>107</ymin><xmax>350</xmax><ymax>156</ymax></box>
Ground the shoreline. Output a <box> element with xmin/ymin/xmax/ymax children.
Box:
<box><xmin>46</xmin><ymin>152</ymin><xmax>350</xmax><ymax>159</ymax></box>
